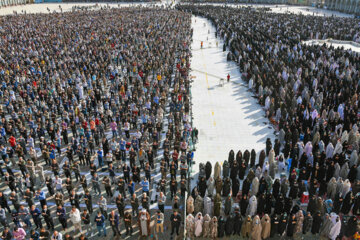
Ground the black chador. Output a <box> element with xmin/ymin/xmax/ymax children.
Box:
<box><xmin>270</xmin><ymin>214</ymin><xmax>279</xmax><ymax>237</ymax></box>
<box><xmin>205</xmin><ymin>161</ymin><xmax>212</xmax><ymax>180</ymax></box>
<box><xmin>242</xmin><ymin>178</ymin><xmax>250</xmax><ymax>196</ymax></box>
<box><xmin>222</xmin><ymin>178</ymin><xmax>231</xmax><ymax>197</ymax></box>
<box><xmin>230</xmin><ymin>161</ymin><xmax>239</xmax><ymax>180</ymax></box>
<box><xmin>233</xmin><ymin>209</ymin><xmax>242</xmax><ymax>235</ymax></box>
<box><xmin>274</xmin><ymin>194</ymin><xmax>284</xmax><ymax>215</ymax></box>
<box><xmin>218</xmin><ymin>216</ymin><xmax>226</xmax><ymax>238</ymax></box>
<box><xmin>278</xmin><ymin>213</ymin><xmax>288</xmax><ymax>236</ymax></box>
<box><xmin>238</xmin><ymin>160</ymin><xmax>246</xmax><ymax>180</ymax></box>
<box><xmin>333</xmin><ymin>192</ymin><xmax>343</xmax><ymax>214</ymax></box>
<box><xmin>232</xmin><ymin>178</ymin><xmax>240</xmax><ymax>197</ymax></box>
<box><xmin>302</xmin><ymin>212</ymin><xmax>313</xmax><ymax>234</ymax></box>
<box><xmin>341</xmin><ymin>191</ymin><xmax>354</xmax><ymax>215</ymax></box>
<box><xmin>311</xmin><ymin>211</ymin><xmax>322</xmax><ymax>234</ymax></box>
<box><xmin>286</xmin><ymin>214</ymin><xmax>297</xmax><ymax>237</ymax></box>
<box><xmin>272</xmin><ymin>179</ymin><xmax>280</xmax><ymax>199</ymax></box>
<box><xmin>240</xmin><ymin>195</ymin><xmax>249</xmax><ymax>216</ymax></box>
<box><xmin>225</xmin><ymin>215</ymin><xmax>234</xmax><ymax>236</ymax></box>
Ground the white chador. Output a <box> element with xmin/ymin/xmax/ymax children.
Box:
<box><xmin>247</xmin><ymin>195</ymin><xmax>257</xmax><ymax>216</ymax></box>
<box><xmin>194</xmin><ymin>212</ymin><xmax>203</xmax><ymax>237</ymax></box>
<box><xmin>204</xmin><ymin>196</ymin><xmax>212</xmax><ymax>216</ymax></box>
<box><xmin>329</xmin><ymin>214</ymin><xmax>341</xmax><ymax>240</ymax></box>
<box><xmin>250</xmin><ymin>177</ymin><xmax>259</xmax><ymax>197</ymax></box>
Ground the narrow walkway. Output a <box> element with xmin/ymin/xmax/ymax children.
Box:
<box><xmin>190</xmin><ymin>16</ymin><xmax>275</xmax><ymax>183</ymax></box>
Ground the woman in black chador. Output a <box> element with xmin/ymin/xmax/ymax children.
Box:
<box><xmin>233</xmin><ymin>208</ymin><xmax>242</xmax><ymax>236</ymax></box>
<box><xmin>217</xmin><ymin>216</ymin><xmax>226</xmax><ymax>238</ymax></box>
<box><xmin>272</xmin><ymin>179</ymin><xmax>280</xmax><ymax>199</ymax></box>
<box><xmin>333</xmin><ymin>192</ymin><xmax>343</xmax><ymax>214</ymax></box>
<box><xmin>250</xmin><ymin>149</ymin><xmax>256</xmax><ymax>168</ymax></box>
<box><xmin>345</xmin><ymin>215</ymin><xmax>358</xmax><ymax>238</ymax></box>
<box><xmin>236</xmin><ymin>150</ymin><xmax>242</xmax><ymax>166</ymax></box>
<box><xmin>286</xmin><ymin>214</ymin><xmax>297</xmax><ymax>237</ymax></box>
<box><xmin>270</xmin><ymin>214</ymin><xmax>280</xmax><ymax>237</ymax></box>
<box><xmin>238</xmin><ymin>160</ymin><xmax>246</xmax><ymax>180</ymax></box>
<box><xmin>222</xmin><ymin>177</ymin><xmax>231</xmax><ymax>197</ymax></box>
<box><xmin>274</xmin><ymin>194</ymin><xmax>284</xmax><ymax>215</ymax></box>
<box><xmin>257</xmin><ymin>193</ymin><xmax>265</xmax><ymax>216</ymax></box>
<box><xmin>311</xmin><ymin>211</ymin><xmax>323</xmax><ymax>234</ymax></box>
<box><xmin>265</xmin><ymin>193</ymin><xmax>273</xmax><ymax>214</ymax></box>
<box><xmin>225</xmin><ymin>215</ymin><xmax>234</xmax><ymax>236</ymax></box>
<box><xmin>205</xmin><ymin>161</ymin><xmax>212</xmax><ymax>180</ymax></box>
<box><xmin>230</xmin><ymin>161</ymin><xmax>239</xmax><ymax>181</ymax></box>
<box><xmin>240</xmin><ymin>194</ymin><xmax>249</xmax><ymax>216</ymax></box>
<box><xmin>228</xmin><ymin>150</ymin><xmax>234</xmax><ymax>167</ymax></box>
<box><xmin>278</xmin><ymin>213</ymin><xmax>288</xmax><ymax>236</ymax></box>
<box><xmin>232</xmin><ymin>177</ymin><xmax>240</xmax><ymax>197</ymax></box>
<box><xmin>242</xmin><ymin>178</ymin><xmax>251</xmax><ymax>196</ymax></box>
<box><xmin>302</xmin><ymin>212</ymin><xmax>313</xmax><ymax>234</ymax></box>
<box><xmin>341</xmin><ymin>191</ymin><xmax>354</xmax><ymax>215</ymax></box>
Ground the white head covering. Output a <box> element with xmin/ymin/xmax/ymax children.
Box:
<box><xmin>329</xmin><ymin>213</ymin><xmax>341</xmax><ymax>240</ymax></box>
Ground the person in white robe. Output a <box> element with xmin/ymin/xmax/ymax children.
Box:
<box><xmin>329</xmin><ymin>214</ymin><xmax>341</xmax><ymax>240</ymax></box>
<box><xmin>194</xmin><ymin>212</ymin><xmax>203</xmax><ymax>237</ymax></box>
<box><xmin>247</xmin><ymin>195</ymin><xmax>257</xmax><ymax>216</ymax></box>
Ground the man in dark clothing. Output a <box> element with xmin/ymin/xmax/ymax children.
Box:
<box><xmin>124</xmin><ymin>211</ymin><xmax>133</xmax><ymax>236</ymax></box>
<box><xmin>83</xmin><ymin>190</ymin><xmax>93</xmax><ymax>214</ymax></box>
<box><xmin>81</xmin><ymin>209</ymin><xmax>91</xmax><ymax>236</ymax></box>
<box><xmin>170</xmin><ymin>210</ymin><xmax>182</xmax><ymax>236</ymax></box>
<box><xmin>0</xmin><ymin>192</ymin><xmax>10</xmax><ymax>213</ymax></box>
<box><xmin>69</xmin><ymin>190</ymin><xmax>81</xmax><ymax>210</ymax></box>
<box><xmin>108</xmin><ymin>210</ymin><xmax>120</xmax><ymax>237</ymax></box>
<box><xmin>115</xmin><ymin>194</ymin><xmax>125</xmax><ymax>218</ymax></box>
<box><xmin>117</xmin><ymin>178</ymin><xmax>126</xmax><ymax>198</ymax></box>
<box><xmin>30</xmin><ymin>205</ymin><xmax>42</xmax><ymax>229</ymax></box>
<box><xmin>41</xmin><ymin>205</ymin><xmax>54</xmax><ymax>231</ymax></box>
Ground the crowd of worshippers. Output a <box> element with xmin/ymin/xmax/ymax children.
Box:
<box><xmin>176</xmin><ymin>4</ymin><xmax>360</xmax><ymax>240</ymax></box>
<box><xmin>0</xmin><ymin>7</ymin><xmax>194</xmax><ymax>240</ymax></box>
<box><xmin>63</xmin><ymin>0</ymin><xmax>158</xmax><ymax>2</ymax></box>
<box><xmin>185</xmin><ymin>153</ymin><xmax>360</xmax><ymax>239</ymax></box>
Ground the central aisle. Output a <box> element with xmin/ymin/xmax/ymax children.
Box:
<box><xmin>190</xmin><ymin>16</ymin><xmax>275</xmax><ymax>179</ymax></box>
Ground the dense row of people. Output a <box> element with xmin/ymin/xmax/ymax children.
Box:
<box><xmin>63</xmin><ymin>0</ymin><xmax>158</xmax><ymax>2</ymax></box>
<box><xmin>0</xmin><ymin>7</ymin><xmax>193</xmax><ymax>240</ymax></box>
<box><xmin>177</xmin><ymin>4</ymin><xmax>360</xmax><ymax>240</ymax></box>
<box><xmin>185</xmin><ymin>158</ymin><xmax>360</xmax><ymax>239</ymax></box>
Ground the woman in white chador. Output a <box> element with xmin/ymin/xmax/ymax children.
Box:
<box><xmin>247</xmin><ymin>195</ymin><xmax>257</xmax><ymax>216</ymax></box>
<box><xmin>329</xmin><ymin>213</ymin><xmax>341</xmax><ymax>240</ymax></box>
<box><xmin>342</xmin><ymin>179</ymin><xmax>351</xmax><ymax>198</ymax></box>
<box><xmin>250</xmin><ymin>177</ymin><xmax>259</xmax><ymax>197</ymax></box>
<box><xmin>326</xmin><ymin>142</ymin><xmax>334</xmax><ymax>159</ymax></box>
<box><xmin>194</xmin><ymin>212</ymin><xmax>203</xmax><ymax>237</ymax></box>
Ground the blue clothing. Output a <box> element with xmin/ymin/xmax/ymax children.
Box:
<box><xmin>31</xmin><ymin>231</ymin><xmax>40</xmax><ymax>240</ymax></box>
<box><xmin>128</xmin><ymin>182</ymin><xmax>135</xmax><ymax>195</ymax></box>
<box><xmin>30</xmin><ymin>208</ymin><xmax>41</xmax><ymax>220</ymax></box>
<box><xmin>131</xmin><ymin>139</ymin><xmax>138</xmax><ymax>150</ymax></box>
<box><xmin>57</xmin><ymin>208</ymin><xmax>66</xmax><ymax>220</ymax></box>
<box><xmin>325</xmin><ymin>199</ymin><xmax>333</xmax><ymax>213</ymax></box>
<box><xmin>94</xmin><ymin>214</ymin><xmax>105</xmax><ymax>226</ymax></box>
<box><xmin>0</xmin><ymin>127</ymin><xmax>5</xmax><ymax>137</ymax></box>
<box><xmin>37</xmin><ymin>191</ymin><xmax>46</xmax><ymax>200</ymax></box>
<box><xmin>97</xmin><ymin>150</ymin><xmax>104</xmax><ymax>166</ymax></box>
<box><xmin>97</xmin><ymin>224</ymin><xmax>107</xmax><ymax>236</ymax></box>
<box><xmin>50</xmin><ymin>150</ymin><xmax>56</xmax><ymax>160</ymax></box>
<box><xmin>141</xmin><ymin>180</ymin><xmax>149</xmax><ymax>192</ymax></box>
<box><xmin>109</xmin><ymin>213</ymin><xmax>119</xmax><ymax>226</ymax></box>
<box><xmin>97</xmin><ymin>150</ymin><xmax>103</xmax><ymax>158</ymax></box>
<box><xmin>120</xmin><ymin>141</ymin><xmax>126</xmax><ymax>151</ymax></box>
